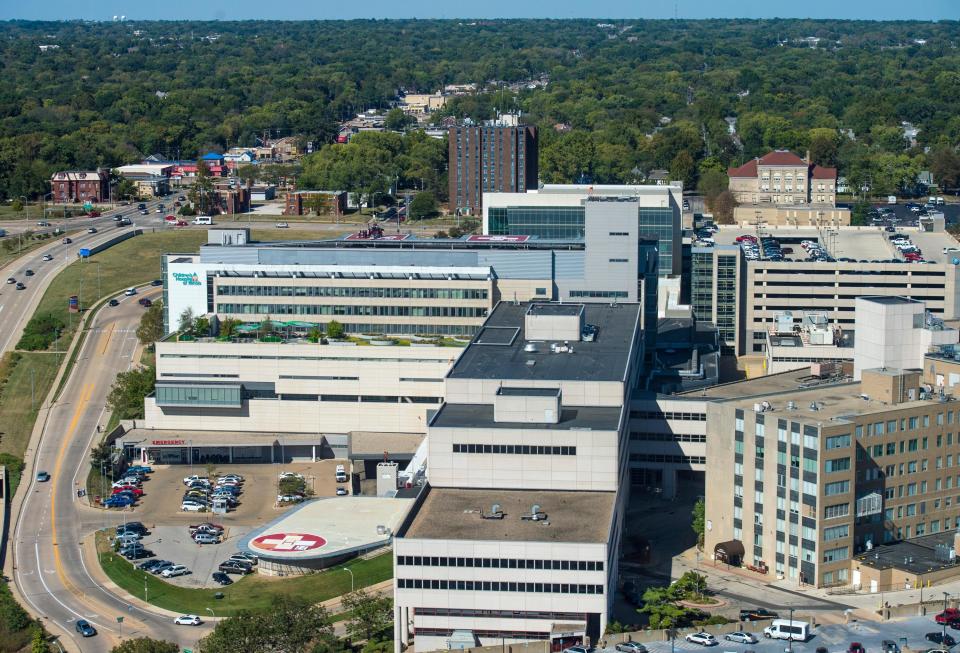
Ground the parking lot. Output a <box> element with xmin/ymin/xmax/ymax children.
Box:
<box><xmin>109</xmin><ymin>459</ymin><xmax>352</xmax><ymax>587</ymax></box>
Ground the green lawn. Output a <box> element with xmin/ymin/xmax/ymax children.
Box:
<box><xmin>0</xmin><ymin>352</ymin><xmax>60</xmax><ymax>464</ymax></box>
<box><xmin>96</xmin><ymin>531</ymin><xmax>393</xmax><ymax>616</ymax></box>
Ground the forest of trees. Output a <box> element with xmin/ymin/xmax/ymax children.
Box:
<box><xmin>1</xmin><ymin>19</ymin><xmax>960</xmax><ymax>201</ymax></box>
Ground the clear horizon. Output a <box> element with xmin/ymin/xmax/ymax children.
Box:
<box><xmin>1</xmin><ymin>0</ymin><xmax>957</xmax><ymax>21</ymax></box>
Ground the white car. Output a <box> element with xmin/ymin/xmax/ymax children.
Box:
<box><xmin>275</xmin><ymin>222</ymin><xmax>289</xmax><ymax>228</ymax></box>
<box><xmin>161</xmin><ymin>565</ymin><xmax>190</xmax><ymax>578</ymax></box>
<box><xmin>686</xmin><ymin>632</ymin><xmax>718</xmax><ymax>646</ymax></box>
<box><xmin>124</xmin><ymin>287</ymin><xmax>136</xmax><ymax>296</ymax></box>
<box><xmin>278</xmin><ymin>471</ymin><xmax>303</xmax><ymax>480</ymax></box>
<box><xmin>277</xmin><ymin>494</ymin><xmax>304</xmax><ymax>503</ymax></box>
<box><xmin>183</xmin><ymin>475</ymin><xmax>209</xmax><ymax>485</ymax></box>
<box><xmin>336</xmin><ymin>487</ymin><xmax>348</xmax><ymax>496</ymax></box>
<box><xmin>174</xmin><ymin>614</ymin><xmax>202</xmax><ymax>626</ymax></box>
<box><xmin>42</xmin><ymin>254</ymin><xmax>53</xmax><ymax>261</ymax></box>
<box><xmin>181</xmin><ymin>502</ymin><xmax>206</xmax><ymax>512</ymax></box>
<box><xmin>725</xmin><ymin>632</ymin><xmax>758</xmax><ymax>644</ymax></box>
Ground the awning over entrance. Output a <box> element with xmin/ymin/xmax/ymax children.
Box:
<box><xmin>714</xmin><ymin>539</ymin><xmax>745</xmax><ymax>565</ymax></box>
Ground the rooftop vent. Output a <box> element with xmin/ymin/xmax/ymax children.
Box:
<box><xmin>481</xmin><ymin>503</ymin><xmax>505</xmax><ymax>520</ymax></box>
<box><xmin>809</xmin><ymin>402</ymin><xmax>820</xmax><ymax>411</ymax></box>
<box><xmin>521</xmin><ymin>504</ymin><xmax>547</xmax><ymax>522</ymax></box>
<box><xmin>786</xmin><ymin>401</ymin><xmax>796</xmax><ymax>411</ymax></box>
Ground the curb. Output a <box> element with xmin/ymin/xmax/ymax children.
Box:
<box><xmin>2</xmin><ymin>280</ymin><xmax>152</xmax><ymax>643</ymax></box>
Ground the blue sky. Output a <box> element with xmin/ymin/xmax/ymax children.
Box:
<box><xmin>2</xmin><ymin>0</ymin><xmax>956</xmax><ymax>20</ymax></box>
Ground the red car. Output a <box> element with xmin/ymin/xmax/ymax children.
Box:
<box><xmin>176</xmin><ymin>219</ymin><xmax>188</xmax><ymax>227</ymax></box>
<box><xmin>164</xmin><ymin>215</ymin><xmax>178</xmax><ymax>223</ymax></box>
<box><xmin>936</xmin><ymin>608</ymin><xmax>960</xmax><ymax>624</ymax></box>
<box><xmin>848</xmin><ymin>643</ymin><xmax>865</xmax><ymax>653</ymax></box>
<box><xmin>88</xmin><ymin>210</ymin><xmax>101</xmax><ymax>218</ymax></box>
<box><xmin>735</xmin><ymin>235</ymin><xmax>757</xmax><ymax>243</ymax></box>
<box><xmin>112</xmin><ymin>486</ymin><xmax>144</xmax><ymax>497</ymax></box>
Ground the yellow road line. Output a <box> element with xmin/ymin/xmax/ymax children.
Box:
<box><xmin>99</xmin><ymin>323</ymin><xmax>115</xmax><ymax>356</ymax></box>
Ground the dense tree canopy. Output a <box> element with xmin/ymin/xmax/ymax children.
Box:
<box><xmin>1</xmin><ymin>19</ymin><xmax>959</xmax><ymax>200</ymax></box>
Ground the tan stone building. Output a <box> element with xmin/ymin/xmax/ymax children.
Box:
<box><xmin>728</xmin><ymin>150</ymin><xmax>846</xmax><ymax>226</ymax></box>
<box><xmin>705</xmin><ymin>366</ymin><xmax>960</xmax><ymax>588</ymax></box>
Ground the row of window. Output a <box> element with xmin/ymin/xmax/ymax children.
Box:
<box><xmin>160</xmin><ymin>354</ymin><xmax>448</xmax><ymax>363</ymax></box>
<box><xmin>631</xmin><ymin>410</ymin><xmax>707</xmax><ymax>421</ymax></box>
<box><xmin>452</xmin><ymin>444</ymin><xmax>577</xmax><ymax>456</ymax></box>
<box><xmin>414</xmin><ymin>628</ymin><xmax>548</xmax><ymax>641</ymax></box>
<box><xmin>396</xmin><ymin>578</ymin><xmax>604</xmax><ymax>594</ymax></box>
<box><xmin>414</xmin><ymin>607</ymin><xmax>587</xmax><ymax>621</ymax></box>
<box><xmin>569</xmin><ymin>290</ymin><xmax>629</xmax><ymax>298</ymax></box>
<box><xmin>216</xmin><ymin>285</ymin><xmax>489</xmax><ymax>300</ymax></box>
<box><xmin>630</xmin><ymin>432</ymin><xmax>706</xmax><ymax>443</ymax></box>
<box><xmin>630</xmin><ymin>453</ymin><xmax>706</xmax><ymax>464</ymax></box>
<box><xmin>397</xmin><ymin>556</ymin><xmax>603</xmax><ymax>571</ymax></box>
<box><xmin>216</xmin><ymin>304</ymin><xmax>488</xmax><ymax>318</ymax></box>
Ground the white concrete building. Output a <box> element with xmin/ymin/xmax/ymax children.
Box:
<box><xmin>853</xmin><ymin>296</ymin><xmax>958</xmax><ymax>380</ymax></box>
<box><xmin>394</xmin><ymin>301</ymin><xmax>644</xmax><ymax>652</ymax></box>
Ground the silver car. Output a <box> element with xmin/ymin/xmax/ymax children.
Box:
<box><xmin>725</xmin><ymin>632</ymin><xmax>758</xmax><ymax>644</ymax></box>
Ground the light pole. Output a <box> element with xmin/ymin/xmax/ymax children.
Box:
<box><xmin>144</xmin><ymin>574</ymin><xmax>149</xmax><ymax>602</ymax></box>
<box><xmin>206</xmin><ymin>607</ymin><xmax>215</xmax><ymax>620</ymax></box>
<box><xmin>787</xmin><ymin>608</ymin><xmax>794</xmax><ymax>653</ymax></box>
<box><xmin>944</xmin><ymin>593</ymin><xmax>950</xmax><ymax>642</ymax></box>
<box><xmin>342</xmin><ymin>567</ymin><xmax>354</xmax><ymax>592</ymax></box>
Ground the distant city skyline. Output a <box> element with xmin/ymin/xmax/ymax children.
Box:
<box><xmin>1</xmin><ymin>0</ymin><xmax>956</xmax><ymax>21</ymax></box>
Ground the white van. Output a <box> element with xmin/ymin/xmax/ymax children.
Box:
<box><xmin>887</xmin><ymin>196</ymin><xmax>897</xmax><ymax>204</ymax></box>
<box><xmin>763</xmin><ymin>620</ymin><xmax>810</xmax><ymax>641</ymax></box>
<box><xmin>193</xmin><ymin>215</ymin><xmax>213</xmax><ymax>225</ymax></box>
<box><xmin>335</xmin><ymin>464</ymin><xmax>348</xmax><ymax>483</ymax></box>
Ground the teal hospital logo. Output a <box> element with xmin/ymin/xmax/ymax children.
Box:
<box><xmin>172</xmin><ymin>272</ymin><xmax>201</xmax><ymax>286</ymax></box>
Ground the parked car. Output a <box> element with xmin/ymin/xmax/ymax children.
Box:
<box><xmin>194</xmin><ymin>532</ymin><xmax>220</xmax><ymax>545</ymax></box>
<box><xmin>219</xmin><ymin>561</ymin><xmax>253</xmax><ymax>575</ymax></box>
<box><xmin>138</xmin><ymin>559</ymin><xmax>165</xmax><ymax>572</ymax></box>
<box><xmin>725</xmin><ymin>632</ymin><xmax>758</xmax><ymax>644</ymax></box>
<box><xmin>104</xmin><ymin>496</ymin><xmax>134</xmax><ymax>508</ymax></box>
<box><xmin>278</xmin><ymin>471</ymin><xmax>303</xmax><ymax>480</ymax></box>
<box><xmin>848</xmin><ymin>643</ymin><xmax>866</xmax><ymax>653</ymax></box>
<box><xmin>127</xmin><ymin>466</ymin><xmax>153</xmax><ymax>474</ymax></box>
<box><xmin>117</xmin><ymin>522</ymin><xmax>147</xmax><ymax>535</ymax></box>
<box><xmin>112</xmin><ymin>486</ymin><xmax>143</xmax><ymax>496</ymax></box>
<box><xmin>123</xmin><ymin>547</ymin><xmax>155</xmax><ymax>560</ymax></box>
<box><xmin>936</xmin><ymin>610</ymin><xmax>960</xmax><ymax>625</ymax></box>
<box><xmin>189</xmin><ymin>522</ymin><xmax>224</xmax><ymax>535</ymax></box>
<box><xmin>151</xmin><ymin>561</ymin><xmax>175</xmax><ymax>575</ymax></box>
<box><xmin>336</xmin><ymin>487</ymin><xmax>348</xmax><ymax>496</ymax></box>
<box><xmin>277</xmin><ymin>494</ymin><xmax>305</xmax><ymax>504</ymax></box>
<box><xmin>183</xmin><ymin>475</ymin><xmax>210</xmax><ymax>485</ymax></box>
<box><xmin>686</xmin><ymin>633</ymin><xmax>718</xmax><ymax>646</ymax></box>
<box><xmin>161</xmin><ymin>565</ymin><xmax>190</xmax><ymax>578</ymax></box>
<box><xmin>212</xmin><ymin>571</ymin><xmax>233</xmax><ymax>586</ymax></box>
<box><xmin>181</xmin><ymin>501</ymin><xmax>206</xmax><ymax>512</ymax></box>
<box><xmin>615</xmin><ymin>643</ymin><xmax>647</xmax><ymax>653</ymax></box>
<box><xmin>926</xmin><ymin>633</ymin><xmax>956</xmax><ymax>647</ymax></box>
<box><xmin>740</xmin><ymin>608</ymin><xmax>779</xmax><ymax>622</ymax></box>
<box><xmin>75</xmin><ymin>619</ymin><xmax>97</xmax><ymax>637</ymax></box>
<box><xmin>880</xmin><ymin>640</ymin><xmax>901</xmax><ymax>653</ymax></box>
<box><xmin>174</xmin><ymin>615</ymin><xmax>202</xmax><ymax>626</ymax></box>
<box><xmin>562</xmin><ymin>647</ymin><xmax>593</xmax><ymax>653</ymax></box>
<box><xmin>229</xmin><ymin>552</ymin><xmax>258</xmax><ymax>565</ymax></box>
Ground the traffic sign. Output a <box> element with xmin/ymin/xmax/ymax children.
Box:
<box><xmin>116</xmin><ymin>616</ymin><xmax>123</xmax><ymax>623</ymax></box>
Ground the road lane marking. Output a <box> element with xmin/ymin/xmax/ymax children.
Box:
<box><xmin>99</xmin><ymin>322</ymin><xmax>115</xmax><ymax>355</ymax></box>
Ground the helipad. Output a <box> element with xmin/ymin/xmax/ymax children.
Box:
<box><xmin>240</xmin><ymin>495</ymin><xmax>415</xmax><ymax>574</ymax></box>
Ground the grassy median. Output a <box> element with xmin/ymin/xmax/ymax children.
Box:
<box><xmin>0</xmin><ymin>352</ymin><xmax>60</xmax><ymax>483</ymax></box>
<box><xmin>95</xmin><ymin>531</ymin><xmax>392</xmax><ymax>616</ymax></box>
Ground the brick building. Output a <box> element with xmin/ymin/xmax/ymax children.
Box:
<box><xmin>449</xmin><ymin>123</ymin><xmax>538</xmax><ymax>216</ymax></box>
<box><xmin>284</xmin><ymin>190</ymin><xmax>347</xmax><ymax>217</ymax></box>
<box><xmin>50</xmin><ymin>170</ymin><xmax>110</xmax><ymax>203</ymax></box>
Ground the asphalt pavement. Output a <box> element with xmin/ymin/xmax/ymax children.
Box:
<box><xmin>10</xmin><ymin>284</ymin><xmax>210</xmax><ymax>652</ymax></box>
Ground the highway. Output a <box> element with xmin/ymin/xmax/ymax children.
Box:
<box><xmin>0</xmin><ymin>199</ymin><xmax>171</xmax><ymax>357</ymax></box>
<box><xmin>11</xmin><ymin>284</ymin><xmax>210</xmax><ymax>652</ymax></box>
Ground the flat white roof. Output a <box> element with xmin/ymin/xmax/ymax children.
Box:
<box><xmin>241</xmin><ymin>496</ymin><xmax>415</xmax><ymax>560</ymax></box>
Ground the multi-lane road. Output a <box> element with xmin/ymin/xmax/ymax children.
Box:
<box><xmin>0</xmin><ymin>199</ymin><xmax>212</xmax><ymax>651</ymax></box>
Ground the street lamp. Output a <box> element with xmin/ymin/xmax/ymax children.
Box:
<box><xmin>206</xmin><ymin>607</ymin><xmax>215</xmax><ymax>619</ymax></box>
<box><xmin>787</xmin><ymin>608</ymin><xmax>794</xmax><ymax>653</ymax></box>
<box><xmin>144</xmin><ymin>574</ymin><xmax>149</xmax><ymax>602</ymax></box>
<box><xmin>342</xmin><ymin>567</ymin><xmax>354</xmax><ymax>592</ymax></box>
<box><xmin>943</xmin><ymin>593</ymin><xmax>950</xmax><ymax>641</ymax></box>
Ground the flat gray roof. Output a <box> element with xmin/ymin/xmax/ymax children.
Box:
<box><xmin>527</xmin><ymin>303</ymin><xmax>583</xmax><ymax>317</ymax></box>
<box><xmin>862</xmin><ymin>296</ymin><xmax>921</xmax><ymax>305</ymax></box>
<box><xmin>402</xmin><ymin>486</ymin><xmax>615</xmax><ymax>543</ymax></box>
<box><xmin>431</xmin><ymin>403</ymin><xmax>622</xmax><ymax>431</ymax></box>
<box><xmin>448</xmin><ymin>302</ymin><xmax>641</xmax><ymax>382</ymax></box>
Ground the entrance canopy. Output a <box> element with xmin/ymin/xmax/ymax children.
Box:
<box><xmin>714</xmin><ymin>539</ymin><xmax>745</xmax><ymax>565</ymax></box>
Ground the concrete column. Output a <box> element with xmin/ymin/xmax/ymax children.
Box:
<box><xmin>402</xmin><ymin>605</ymin><xmax>411</xmax><ymax>645</ymax></box>
<box><xmin>312</xmin><ymin>445</ymin><xmax>316</xmax><ymax>462</ymax></box>
<box><xmin>229</xmin><ymin>447</ymin><xmax>233</xmax><ymax>463</ymax></box>
<box><xmin>394</xmin><ymin>605</ymin><xmax>403</xmax><ymax>653</ymax></box>
<box><xmin>270</xmin><ymin>444</ymin><xmax>275</xmax><ymax>464</ymax></box>
<box><xmin>662</xmin><ymin>468</ymin><xmax>678</xmax><ymax>499</ymax></box>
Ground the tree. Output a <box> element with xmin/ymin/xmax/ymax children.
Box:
<box><xmin>193</xmin><ymin>316</ymin><xmax>211</xmax><ymax>336</ymax></box>
<box><xmin>384</xmin><ymin>108</ymin><xmax>414</xmax><ymax>132</ymax></box>
<box><xmin>11</xmin><ymin>198</ymin><xmax>23</xmax><ymax>212</ymax></box>
<box><xmin>326</xmin><ymin>320</ymin><xmax>345</xmax><ymax>339</ymax></box>
<box><xmin>691</xmin><ymin>497</ymin><xmax>705</xmax><ymax>547</ymax></box>
<box><xmin>191</xmin><ymin>159</ymin><xmax>214</xmax><ymax>215</ymax></box>
<box><xmin>136</xmin><ymin>300</ymin><xmax>164</xmax><ymax>346</ymax></box>
<box><xmin>17</xmin><ymin>312</ymin><xmax>65</xmax><ymax>351</ymax></box>
<box><xmin>115</xmin><ymin>179</ymin><xmax>137</xmax><ymax>201</ymax></box>
<box><xmin>930</xmin><ymin>148</ymin><xmax>960</xmax><ymax>191</ymax></box>
<box><xmin>220</xmin><ymin>317</ymin><xmax>242</xmax><ymax>338</ymax></box>
<box><xmin>342</xmin><ymin>590</ymin><xmax>393</xmax><ymax>643</ymax></box>
<box><xmin>697</xmin><ymin>169</ymin><xmax>728</xmax><ymax>207</ymax></box>
<box><xmin>851</xmin><ymin>201</ymin><xmax>871</xmax><ymax>226</ymax></box>
<box><xmin>177</xmin><ymin>307</ymin><xmax>195</xmax><ymax>335</ymax></box>
<box><xmin>199</xmin><ymin>596</ymin><xmax>336</xmax><ymax>653</ymax></box>
<box><xmin>307</xmin><ymin>326</ymin><xmax>323</xmax><ymax>343</ymax></box>
<box><xmin>408</xmin><ymin>192</ymin><xmax>438</xmax><ymax>220</ymax></box>
<box><xmin>670</xmin><ymin>150</ymin><xmax>696</xmax><ymax>189</ymax></box>
<box><xmin>807</xmin><ymin>128</ymin><xmax>839</xmax><ymax>167</ymax></box>
<box><xmin>110</xmin><ymin>637</ymin><xmax>179</xmax><ymax>653</ymax></box>
<box><xmin>711</xmin><ymin>190</ymin><xmax>738</xmax><ymax>224</ymax></box>
<box><xmin>259</xmin><ymin>317</ymin><xmax>274</xmax><ymax>337</ymax></box>
<box><xmin>30</xmin><ymin>626</ymin><xmax>45</xmax><ymax>653</ymax></box>
<box><xmin>90</xmin><ymin>441</ymin><xmax>113</xmax><ymax>472</ymax></box>
<box><xmin>106</xmin><ymin>367</ymin><xmax>155</xmax><ymax>421</ymax></box>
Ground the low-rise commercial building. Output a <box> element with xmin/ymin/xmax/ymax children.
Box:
<box><xmin>284</xmin><ymin>190</ymin><xmax>347</xmax><ymax>216</ymax></box>
<box><xmin>114</xmin><ymin>164</ymin><xmax>173</xmax><ymax>198</ymax></box>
